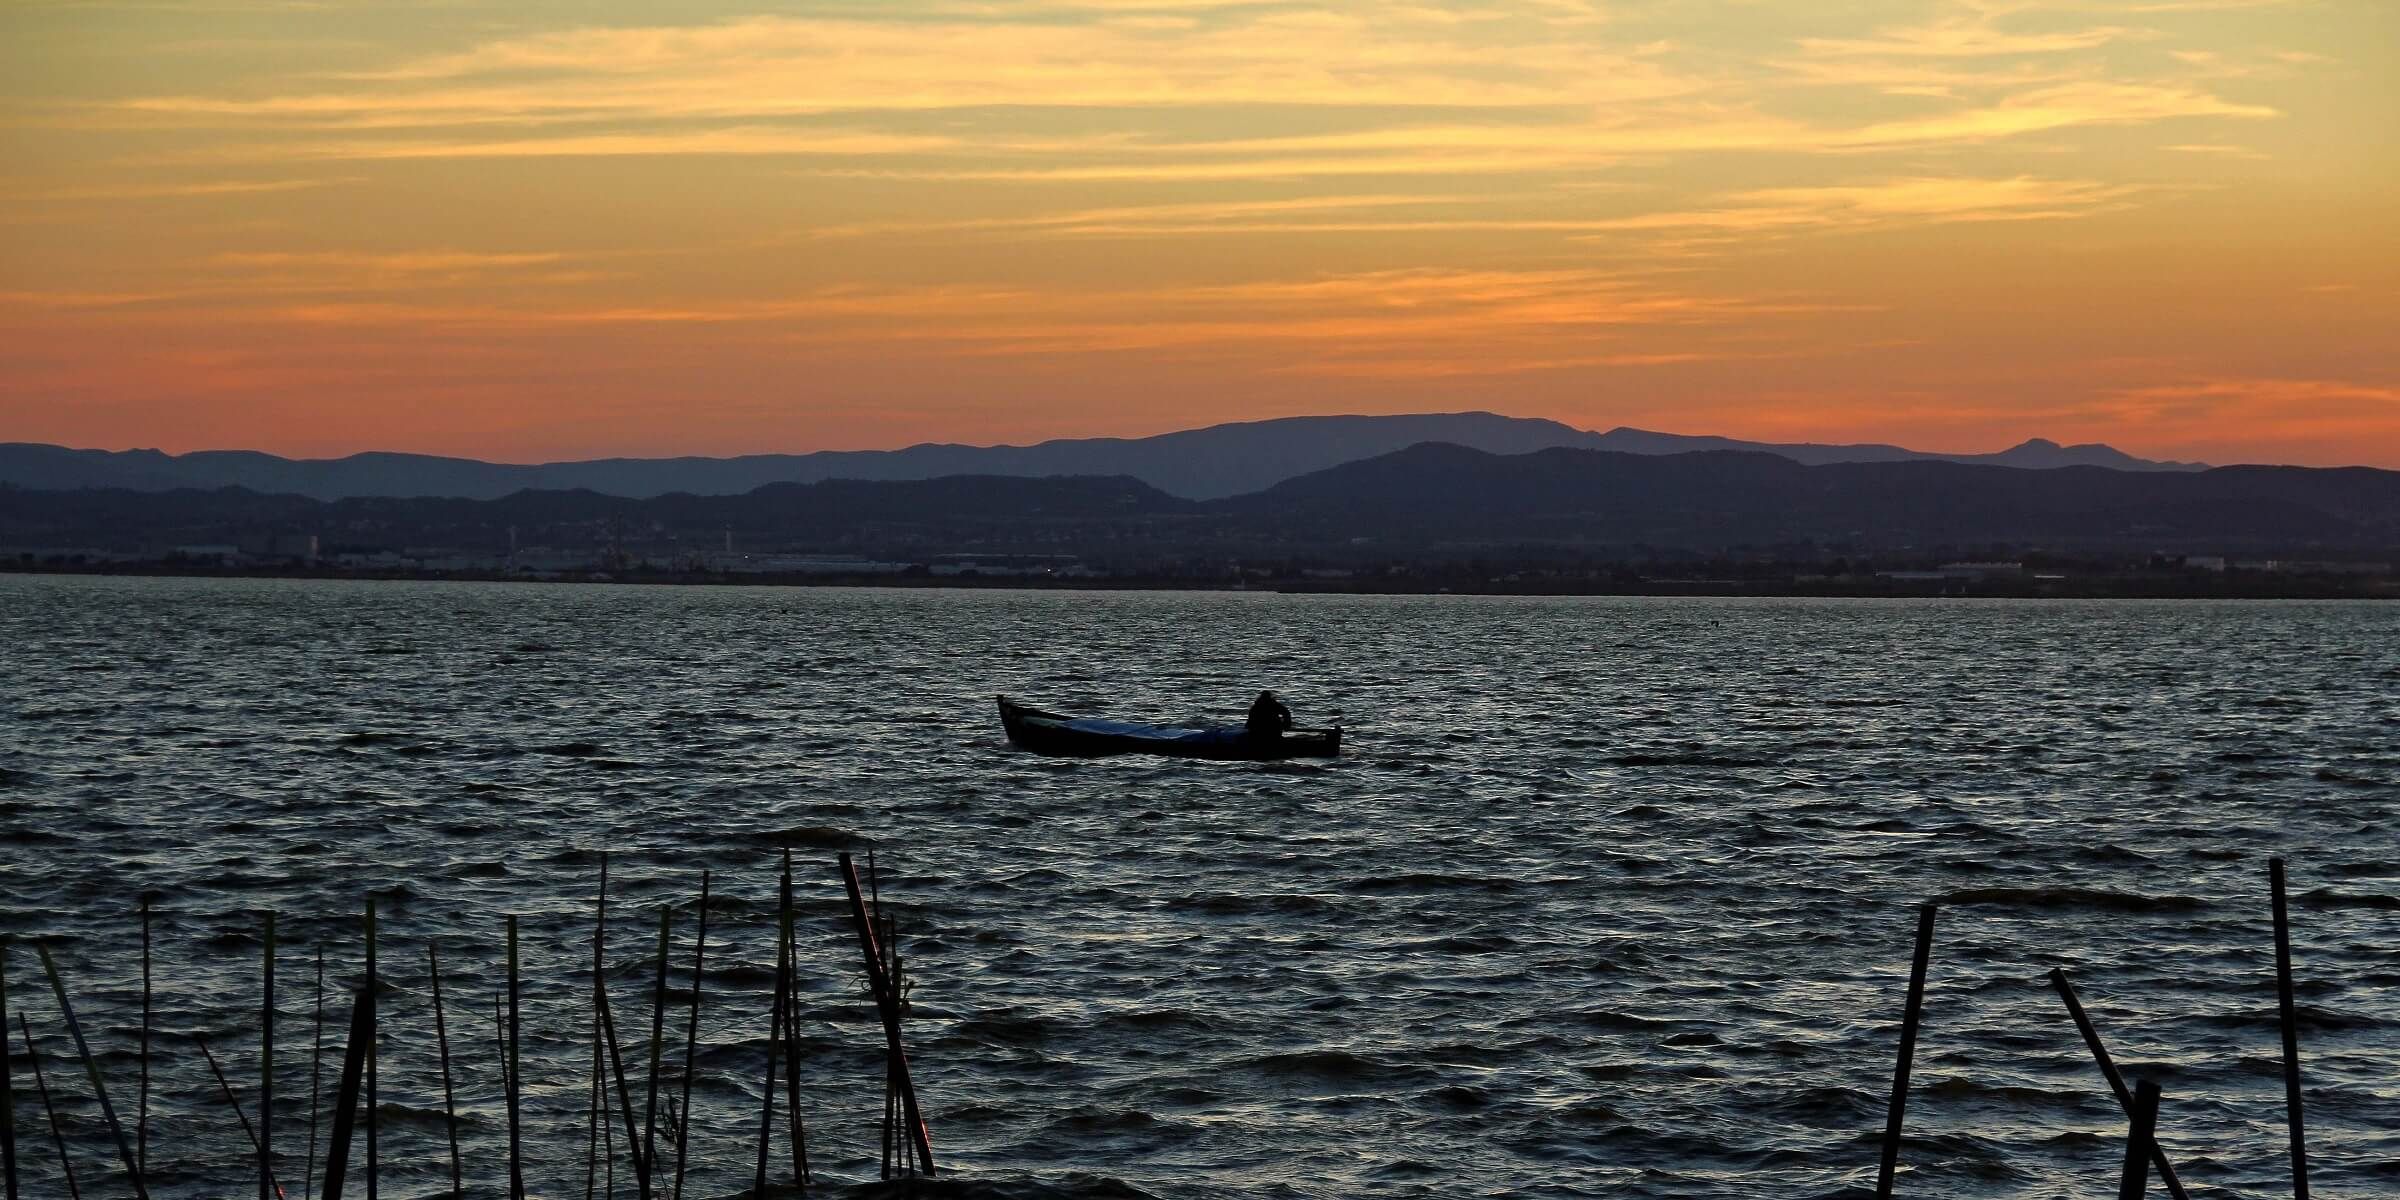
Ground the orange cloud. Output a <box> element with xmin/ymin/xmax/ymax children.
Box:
<box><xmin>2087</xmin><ymin>378</ymin><xmax>2400</xmax><ymax>463</ymax></box>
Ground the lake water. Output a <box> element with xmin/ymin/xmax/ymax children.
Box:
<box><xmin>1</xmin><ymin>575</ymin><xmax>2394</xmax><ymax>1199</ymax></box>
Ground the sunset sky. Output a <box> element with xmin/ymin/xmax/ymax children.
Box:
<box><xmin>3</xmin><ymin>0</ymin><xmax>2394</xmax><ymax>465</ymax></box>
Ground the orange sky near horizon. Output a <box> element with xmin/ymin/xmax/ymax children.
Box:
<box><xmin>4</xmin><ymin>0</ymin><xmax>2395</xmax><ymax>467</ymax></box>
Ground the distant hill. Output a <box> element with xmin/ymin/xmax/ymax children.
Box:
<box><xmin>1225</xmin><ymin>444</ymin><xmax>2394</xmax><ymax>550</ymax></box>
<box><xmin>5</xmin><ymin>445</ymin><xmax>2391</xmax><ymax>560</ymax></box>
<box><xmin>1582</xmin><ymin>428</ymin><xmax>2205</xmax><ymax>472</ymax></box>
<box><xmin>0</xmin><ymin>412</ymin><xmax>2208</xmax><ymax>502</ymax></box>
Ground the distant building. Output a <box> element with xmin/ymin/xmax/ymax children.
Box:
<box><xmin>715</xmin><ymin>554</ymin><xmax>910</xmax><ymax>575</ymax></box>
<box><xmin>927</xmin><ymin>554</ymin><xmax>1092</xmax><ymax>578</ymax></box>
<box><xmin>1937</xmin><ymin>561</ymin><xmax>2023</xmax><ymax>579</ymax></box>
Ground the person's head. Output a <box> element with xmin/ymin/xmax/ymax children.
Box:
<box><xmin>1257</xmin><ymin>690</ymin><xmax>1277</xmax><ymax>703</ymax></box>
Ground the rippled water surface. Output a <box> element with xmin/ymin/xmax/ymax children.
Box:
<box><xmin>2</xmin><ymin>575</ymin><xmax>2395</xmax><ymax>1199</ymax></box>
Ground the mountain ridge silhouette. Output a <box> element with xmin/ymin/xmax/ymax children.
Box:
<box><xmin>0</xmin><ymin>411</ymin><xmax>2210</xmax><ymax>501</ymax></box>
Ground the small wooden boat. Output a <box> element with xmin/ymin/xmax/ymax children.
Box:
<box><xmin>997</xmin><ymin>695</ymin><xmax>1341</xmax><ymax>760</ymax></box>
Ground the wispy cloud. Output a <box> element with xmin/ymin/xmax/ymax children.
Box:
<box><xmin>211</xmin><ymin>249</ymin><xmax>568</xmax><ymax>271</ymax></box>
<box><xmin>1799</xmin><ymin>19</ymin><xmax>2137</xmax><ymax>59</ymax></box>
<box><xmin>238</xmin><ymin>128</ymin><xmax>964</xmax><ymax>161</ymax></box>
<box><xmin>28</xmin><ymin>267</ymin><xmax>1819</xmax><ymax>381</ymax></box>
<box><xmin>1271</xmin><ymin>349</ymin><xmax>1713</xmax><ymax>379</ymax></box>
<box><xmin>107</xmin><ymin>9</ymin><xmax>1701</xmax><ymax>127</ymax></box>
<box><xmin>803</xmin><ymin>192</ymin><xmax>1482</xmax><ymax>238</ymax></box>
<box><xmin>22</xmin><ymin>177</ymin><xmax>359</xmax><ymax>200</ymax></box>
<box><xmin>80</xmin><ymin>1</ymin><xmax>2274</xmax><ymax>176</ymax></box>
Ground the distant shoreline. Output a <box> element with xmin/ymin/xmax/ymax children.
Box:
<box><xmin>6</xmin><ymin>562</ymin><xmax>2394</xmax><ymax>600</ymax></box>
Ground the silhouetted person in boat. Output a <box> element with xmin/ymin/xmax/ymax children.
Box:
<box><xmin>1247</xmin><ymin>690</ymin><xmax>1293</xmax><ymax>741</ymax></box>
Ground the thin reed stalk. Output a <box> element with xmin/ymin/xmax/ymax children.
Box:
<box><xmin>505</xmin><ymin>916</ymin><xmax>524</xmax><ymax>1200</ymax></box>
<box><xmin>261</xmin><ymin>912</ymin><xmax>276</xmax><ymax>1200</ymax></box>
<box><xmin>139</xmin><ymin>896</ymin><xmax>151</xmax><ymax>1180</ymax></box>
<box><xmin>590</xmin><ymin>855</ymin><xmax>610</xmax><ymax>1200</ymax></box>
<box><xmin>642</xmin><ymin>908</ymin><xmax>670</xmax><ymax>1183</ymax></box>
<box><xmin>18</xmin><ymin>1015</ymin><xmax>78</xmax><ymax>1200</ymax></box>
<box><xmin>307</xmin><ymin>948</ymin><xmax>324</xmax><ymax>1200</ymax></box>
<box><xmin>34</xmin><ymin>944</ymin><xmax>147</xmax><ymax>1199</ymax></box>
<box><xmin>2</xmin><ymin>938</ymin><xmax>17</xmax><ymax>1200</ymax></box>
<box><xmin>875</xmin><ymin>851</ymin><xmax>895</xmax><ymax>1180</ymax></box>
<box><xmin>363</xmin><ymin>902</ymin><xmax>377</xmax><ymax>1200</ymax></box>
<box><xmin>493</xmin><ymin>997</ymin><xmax>508</xmax><ymax>1097</ymax></box>
<box><xmin>428</xmin><ymin>945</ymin><xmax>462</xmax><ymax>1198</ymax></box>
<box><xmin>882</xmin><ymin>910</ymin><xmax>904</xmax><ymax>1178</ymax></box>
<box><xmin>671</xmin><ymin>871</ymin><xmax>709</xmax><ymax>1200</ymax></box>
<box><xmin>778</xmin><ymin>856</ymin><xmax>808</xmax><ymax>1185</ymax></box>
<box><xmin>194</xmin><ymin>1034</ymin><xmax>288</xmax><ymax>1199</ymax></box>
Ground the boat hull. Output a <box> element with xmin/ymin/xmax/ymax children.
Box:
<box><xmin>998</xmin><ymin>696</ymin><xmax>1341</xmax><ymax>760</ymax></box>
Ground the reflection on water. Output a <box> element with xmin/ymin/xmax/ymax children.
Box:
<box><xmin>1</xmin><ymin>576</ymin><xmax>2395</xmax><ymax>1198</ymax></box>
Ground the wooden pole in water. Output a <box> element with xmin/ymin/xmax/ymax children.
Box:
<box><xmin>642</xmin><ymin>908</ymin><xmax>671</xmax><ymax>1183</ymax></box>
<box><xmin>138</xmin><ymin>895</ymin><xmax>151</xmax><ymax>1180</ymax></box>
<box><xmin>34</xmin><ymin>944</ymin><xmax>147</xmax><ymax>1199</ymax></box>
<box><xmin>428</xmin><ymin>945</ymin><xmax>462</xmax><ymax>1199</ymax></box>
<box><xmin>1873</xmin><ymin>903</ymin><xmax>1935</xmax><ymax>1200</ymax></box>
<box><xmin>671</xmin><ymin>871</ymin><xmax>710</xmax><ymax>1200</ymax></box>
<box><xmin>17</xmin><ymin>1015</ymin><xmax>77</xmax><ymax>1200</ymax></box>
<box><xmin>307</xmin><ymin>948</ymin><xmax>323</xmax><ymax>1200</ymax></box>
<box><xmin>1</xmin><ymin>939</ymin><xmax>17</xmax><ymax>1200</ymax></box>
<box><xmin>585</xmin><ymin>1005</ymin><xmax>602</xmax><ymax>1200</ymax></box>
<box><xmin>872</xmin><ymin>852</ymin><xmax>893</xmax><ymax>1180</ymax></box>
<box><xmin>194</xmin><ymin>1034</ymin><xmax>288</xmax><ymax>1199</ymax></box>
<box><xmin>839</xmin><ymin>852</ymin><xmax>935</xmax><ymax>1177</ymax></box>
<box><xmin>885</xmin><ymin>912</ymin><xmax>907</xmax><ymax>1176</ymax></box>
<box><xmin>590</xmin><ymin>854</ymin><xmax>621</xmax><ymax>1197</ymax></box>
<box><xmin>2047</xmin><ymin>969</ymin><xmax>2191</xmax><ymax>1200</ymax></box>
<box><xmin>778</xmin><ymin>852</ymin><xmax>809</xmax><ymax>1185</ymax></box>
<box><xmin>870</xmin><ymin>852</ymin><xmax>904</xmax><ymax>1178</ymax></box>
<box><xmin>595</xmin><ymin>972</ymin><xmax>650</xmax><ymax>1196</ymax></box>
<box><xmin>2118</xmin><ymin>1079</ymin><xmax>2160</xmax><ymax>1200</ymax></box>
<box><xmin>753</xmin><ymin>875</ymin><xmax>789</xmax><ymax>1198</ymax></box>
<box><xmin>506</xmin><ymin>916</ymin><xmax>525</xmax><ymax>1200</ymax></box>
<box><xmin>321</xmin><ymin>992</ymin><xmax>372</xmax><ymax>1200</ymax></box>
<box><xmin>261</xmin><ymin>913</ymin><xmax>277</xmax><ymax>1200</ymax></box>
<box><xmin>603</xmin><ymin>982</ymin><xmax>651</xmax><ymax>1195</ymax></box>
<box><xmin>2269</xmin><ymin>858</ymin><xmax>2309</xmax><ymax>1199</ymax></box>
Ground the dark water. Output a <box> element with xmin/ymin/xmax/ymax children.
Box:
<box><xmin>2</xmin><ymin>575</ymin><xmax>2395</xmax><ymax>1199</ymax></box>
